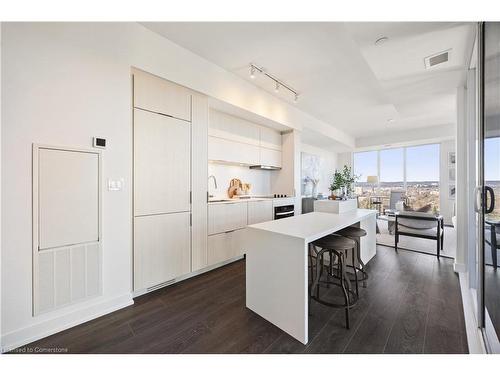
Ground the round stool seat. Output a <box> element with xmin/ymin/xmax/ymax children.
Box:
<box><xmin>336</xmin><ymin>226</ymin><xmax>367</xmax><ymax>238</ymax></box>
<box><xmin>312</xmin><ymin>234</ymin><xmax>356</xmax><ymax>251</ymax></box>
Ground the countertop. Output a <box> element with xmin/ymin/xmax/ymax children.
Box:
<box><xmin>247</xmin><ymin>209</ymin><xmax>377</xmax><ymax>242</ymax></box>
<box><xmin>208</xmin><ymin>196</ymin><xmax>295</xmax><ymax>205</ymax></box>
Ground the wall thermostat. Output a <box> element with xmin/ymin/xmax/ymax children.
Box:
<box><xmin>93</xmin><ymin>137</ymin><xmax>106</xmax><ymax>149</ymax></box>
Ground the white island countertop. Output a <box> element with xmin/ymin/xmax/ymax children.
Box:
<box><xmin>248</xmin><ymin>209</ymin><xmax>376</xmax><ymax>243</ymax></box>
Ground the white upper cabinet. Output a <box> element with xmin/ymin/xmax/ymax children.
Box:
<box><xmin>260</xmin><ymin>147</ymin><xmax>282</xmax><ymax>168</ymax></box>
<box><xmin>260</xmin><ymin>126</ymin><xmax>282</xmax><ymax>151</ymax></box>
<box><xmin>133</xmin><ymin>69</ymin><xmax>191</xmax><ymax>122</ymax></box>
<box><xmin>208</xmin><ymin>136</ymin><xmax>260</xmax><ymax>166</ymax></box>
<box><xmin>208</xmin><ymin>109</ymin><xmax>282</xmax><ymax>167</ymax></box>
<box><xmin>209</xmin><ymin>110</ymin><xmax>260</xmax><ymax>146</ymax></box>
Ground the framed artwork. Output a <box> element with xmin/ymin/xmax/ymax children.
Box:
<box><xmin>448</xmin><ymin>151</ymin><xmax>456</xmax><ymax>166</ymax></box>
<box><xmin>449</xmin><ymin>185</ymin><xmax>456</xmax><ymax>200</ymax></box>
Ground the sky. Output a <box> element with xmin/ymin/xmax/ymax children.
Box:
<box><xmin>354</xmin><ymin>144</ymin><xmax>440</xmax><ymax>183</ymax></box>
<box><xmin>485</xmin><ymin>137</ymin><xmax>500</xmax><ymax>181</ymax></box>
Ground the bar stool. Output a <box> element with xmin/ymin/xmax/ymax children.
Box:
<box><xmin>335</xmin><ymin>226</ymin><xmax>368</xmax><ymax>296</ymax></box>
<box><xmin>309</xmin><ymin>234</ymin><xmax>358</xmax><ymax>329</ymax></box>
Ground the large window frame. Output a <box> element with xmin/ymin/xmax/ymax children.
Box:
<box><xmin>354</xmin><ymin>143</ymin><xmax>440</xmax><ymax>190</ymax></box>
<box><xmin>354</xmin><ymin>143</ymin><xmax>441</xmax><ymax>211</ymax></box>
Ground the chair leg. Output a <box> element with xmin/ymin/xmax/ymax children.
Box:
<box><xmin>492</xmin><ymin>246</ymin><xmax>498</xmax><ymax>271</ymax></box>
<box><xmin>339</xmin><ymin>253</ymin><xmax>350</xmax><ymax>329</ymax></box>
<box><xmin>395</xmin><ymin>234</ymin><xmax>399</xmax><ymax>252</ymax></box>
<box><xmin>351</xmin><ymin>247</ymin><xmax>359</xmax><ymax>297</ymax></box>
<box><xmin>437</xmin><ymin>233</ymin><xmax>441</xmax><ymax>259</ymax></box>
<box><xmin>310</xmin><ymin>250</ymin><xmax>324</xmax><ymax>312</ymax></box>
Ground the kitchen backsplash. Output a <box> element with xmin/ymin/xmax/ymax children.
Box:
<box><xmin>208</xmin><ymin>162</ymin><xmax>272</xmax><ymax>198</ymax></box>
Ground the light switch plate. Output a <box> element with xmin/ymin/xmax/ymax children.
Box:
<box><xmin>108</xmin><ymin>178</ymin><xmax>124</xmax><ymax>191</ymax></box>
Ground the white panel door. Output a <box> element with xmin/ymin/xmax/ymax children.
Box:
<box><xmin>207</xmin><ymin>136</ymin><xmax>260</xmax><ymax>165</ymax></box>
<box><xmin>260</xmin><ymin>147</ymin><xmax>282</xmax><ymax>168</ymax></box>
<box><xmin>134</xmin><ymin>212</ymin><xmax>191</xmax><ymax>290</ymax></box>
<box><xmin>133</xmin><ymin>70</ymin><xmax>191</xmax><ymax>121</ymax></box>
<box><xmin>38</xmin><ymin>148</ymin><xmax>99</xmax><ymax>249</ymax></box>
<box><xmin>247</xmin><ymin>200</ymin><xmax>273</xmax><ymax>225</ymax></box>
<box><xmin>134</xmin><ymin>109</ymin><xmax>191</xmax><ymax>216</ymax></box>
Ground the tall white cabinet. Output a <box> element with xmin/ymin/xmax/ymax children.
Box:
<box><xmin>132</xmin><ymin>69</ymin><xmax>208</xmax><ymax>292</ymax></box>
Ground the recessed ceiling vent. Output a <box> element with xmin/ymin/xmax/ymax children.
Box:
<box><xmin>424</xmin><ymin>49</ymin><xmax>451</xmax><ymax>69</ymax></box>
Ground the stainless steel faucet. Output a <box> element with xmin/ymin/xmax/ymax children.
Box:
<box><xmin>208</xmin><ymin>175</ymin><xmax>218</xmax><ymax>198</ymax></box>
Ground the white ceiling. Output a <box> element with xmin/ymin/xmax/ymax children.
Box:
<box><xmin>142</xmin><ymin>22</ymin><xmax>475</xmax><ymax>143</ymax></box>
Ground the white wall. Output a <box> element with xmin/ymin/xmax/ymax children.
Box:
<box><xmin>208</xmin><ymin>163</ymin><xmax>272</xmax><ymax>198</ymax></box>
<box><xmin>440</xmin><ymin>139</ymin><xmax>456</xmax><ymax>225</ymax></box>
<box><xmin>0</xmin><ymin>22</ymin><xmax>352</xmax><ymax>351</ymax></box>
<box><xmin>356</xmin><ymin>124</ymin><xmax>456</xmax><ymax>150</ymax></box>
<box><xmin>300</xmin><ymin>143</ymin><xmax>338</xmax><ymax>197</ymax></box>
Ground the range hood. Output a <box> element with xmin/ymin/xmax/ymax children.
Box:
<box><xmin>249</xmin><ymin>165</ymin><xmax>281</xmax><ymax>171</ymax></box>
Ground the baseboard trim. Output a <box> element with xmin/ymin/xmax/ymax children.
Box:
<box><xmin>1</xmin><ymin>293</ymin><xmax>134</xmax><ymax>353</ymax></box>
<box><xmin>458</xmin><ymin>272</ymin><xmax>486</xmax><ymax>354</ymax></box>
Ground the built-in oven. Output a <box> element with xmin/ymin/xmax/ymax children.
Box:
<box><xmin>274</xmin><ymin>204</ymin><xmax>294</xmax><ymax>220</ymax></box>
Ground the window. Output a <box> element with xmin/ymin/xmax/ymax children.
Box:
<box><xmin>485</xmin><ymin>137</ymin><xmax>500</xmax><ymax>220</ymax></box>
<box><xmin>406</xmin><ymin>144</ymin><xmax>440</xmax><ymax>211</ymax></box>
<box><xmin>353</xmin><ymin>143</ymin><xmax>441</xmax><ymax>212</ymax></box>
<box><xmin>353</xmin><ymin>151</ymin><xmax>377</xmax><ymax>208</ymax></box>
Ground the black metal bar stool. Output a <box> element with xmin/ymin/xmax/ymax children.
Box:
<box><xmin>335</xmin><ymin>226</ymin><xmax>368</xmax><ymax>296</ymax></box>
<box><xmin>309</xmin><ymin>234</ymin><xmax>358</xmax><ymax>329</ymax></box>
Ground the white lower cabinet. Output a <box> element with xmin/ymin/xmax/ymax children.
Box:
<box><xmin>207</xmin><ymin>230</ymin><xmax>244</xmax><ymax>266</ymax></box>
<box><xmin>208</xmin><ymin>202</ymin><xmax>248</xmax><ymax>235</ymax></box>
<box><xmin>134</xmin><ymin>212</ymin><xmax>191</xmax><ymax>291</ymax></box>
<box><xmin>247</xmin><ymin>200</ymin><xmax>273</xmax><ymax>225</ymax></box>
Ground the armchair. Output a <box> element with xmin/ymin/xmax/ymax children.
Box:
<box><xmin>395</xmin><ymin>212</ymin><xmax>444</xmax><ymax>258</ymax></box>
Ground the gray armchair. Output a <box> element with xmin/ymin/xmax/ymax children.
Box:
<box><xmin>395</xmin><ymin>211</ymin><xmax>444</xmax><ymax>258</ymax></box>
<box><xmin>485</xmin><ymin>220</ymin><xmax>500</xmax><ymax>269</ymax></box>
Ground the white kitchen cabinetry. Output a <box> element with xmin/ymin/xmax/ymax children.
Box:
<box><xmin>247</xmin><ymin>200</ymin><xmax>273</xmax><ymax>225</ymax></box>
<box><xmin>134</xmin><ymin>109</ymin><xmax>191</xmax><ymax>216</ymax></box>
<box><xmin>208</xmin><ymin>110</ymin><xmax>282</xmax><ymax>167</ymax></box>
<box><xmin>133</xmin><ymin>69</ymin><xmax>191</xmax><ymax>121</ymax></box>
<box><xmin>133</xmin><ymin>69</ymin><xmax>202</xmax><ymax>293</ymax></box>
<box><xmin>207</xmin><ymin>230</ymin><xmax>244</xmax><ymax>266</ymax></box>
<box><xmin>208</xmin><ymin>202</ymin><xmax>248</xmax><ymax>235</ymax></box>
<box><xmin>208</xmin><ymin>136</ymin><xmax>260</xmax><ymax>166</ymax></box>
<box><xmin>209</xmin><ymin>110</ymin><xmax>260</xmax><ymax>146</ymax></box>
<box><xmin>260</xmin><ymin>126</ymin><xmax>282</xmax><ymax>151</ymax></box>
<box><xmin>134</xmin><ymin>212</ymin><xmax>191</xmax><ymax>290</ymax></box>
<box><xmin>260</xmin><ymin>147</ymin><xmax>282</xmax><ymax>168</ymax></box>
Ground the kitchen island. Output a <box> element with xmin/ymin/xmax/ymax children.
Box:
<box><xmin>242</xmin><ymin>209</ymin><xmax>377</xmax><ymax>344</ymax></box>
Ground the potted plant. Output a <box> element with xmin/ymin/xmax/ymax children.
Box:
<box><xmin>329</xmin><ymin>165</ymin><xmax>359</xmax><ymax>200</ymax></box>
<box><xmin>329</xmin><ymin>169</ymin><xmax>344</xmax><ymax>199</ymax></box>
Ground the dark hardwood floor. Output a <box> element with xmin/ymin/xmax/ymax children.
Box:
<box><xmin>12</xmin><ymin>246</ymin><xmax>468</xmax><ymax>354</ymax></box>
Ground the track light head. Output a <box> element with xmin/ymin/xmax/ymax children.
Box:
<box><xmin>250</xmin><ymin>65</ymin><xmax>256</xmax><ymax>79</ymax></box>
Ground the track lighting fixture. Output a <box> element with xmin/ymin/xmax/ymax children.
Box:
<box><xmin>249</xmin><ymin>63</ymin><xmax>299</xmax><ymax>103</ymax></box>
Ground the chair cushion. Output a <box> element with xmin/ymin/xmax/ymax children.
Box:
<box><xmin>312</xmin><ymin>234</ymin><xmax>356</xmax><ymax>251</ymax></box>
<box><xmin>398</xmin><ymin>211</ymin><xmax>438</xmax><ymax>230</ymax></box>
<box><xmin>336</xmin><ymin>226</ymin><xmax>367</xmax><ymax>238</ymax></box>
<box><xmin>398</xmin><ymin>226</ymin><xmax>437</xmax><ymax>237</ymax></box>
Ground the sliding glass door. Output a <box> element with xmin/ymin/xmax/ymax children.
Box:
<box><xmin>479</xmin><ymin>21</ymin><xmax>500</xmax><ymax>353</ymax></box>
